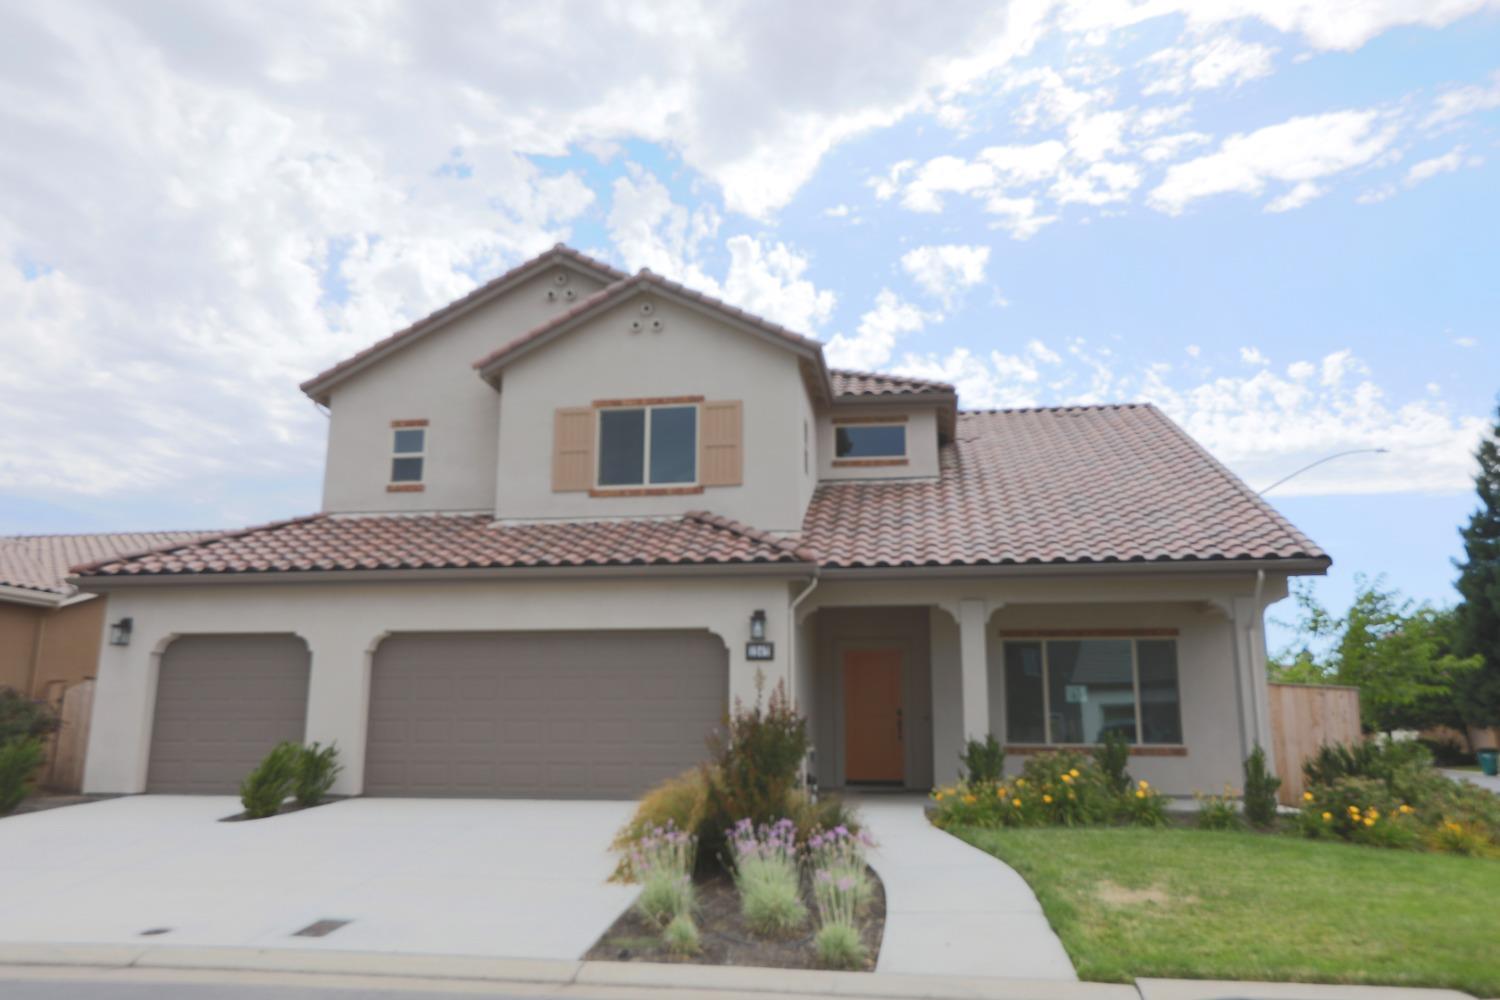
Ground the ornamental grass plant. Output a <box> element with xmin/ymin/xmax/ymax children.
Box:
<box><xmin>726</xmin><ymin>817</ymin><xmax>807</xmax><ymax>936</ymax></box>
<box><xmin>631</xmin><ymin>822</ymin><xmax>697</xmax><ymax>928</ymax></box>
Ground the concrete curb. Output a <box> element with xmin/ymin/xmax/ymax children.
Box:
<box><xmin>0</xmin><ymin>943</ymin><xmax>1480</xmax><ymax>1000</ymax></box>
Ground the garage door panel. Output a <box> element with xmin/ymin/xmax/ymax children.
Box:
<box><xmin>365</xmin><ymin>631</ymin><xmax>727</xmax><ymax>798</ymax></box>
<box><xmin>147</xmin><ymin>634</ymin><xmax>310</xmax><ymax>794</ymax></box>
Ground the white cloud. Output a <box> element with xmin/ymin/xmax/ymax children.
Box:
<box><xmin>900</xmin><ymin>244</ymin><xmax>991</xmax><ymax>304</ymax></box>
<box><xmin>1405</xmin><ymin>147</ymin><xmax>1469</xmax><ymax>185</ymax></box>
<box><xmin>1265</xmin><ymin>180</ymin><xmax>1325</xmax><ymax>212</ymax></box>
<box><xmin>1455</xmin><ymin>336</ymin><xmax>1479</xmax><ymax>348</ymax></box>
<box><xmin>823</xmin><ymin>290</ymin><xmax>936</xmax><ymax>370</ymax></box>
<box><xmin>1240</xmin><ymin>346</ymin><xmax>1270</xmax><ymax>365</ymax></box>
<box><xmin>1143</xmin><ymin>34</ymin><xmax>1275</xmax><ymax>95</ymax></box>
<box><xmin>1424</xmin><ymin>69</ymin><xmax>1500</xmax><ymax>128</ymax></box>
<box><xmin>1149</xmin><ymin>109</ymin><xmax>1396</xmax><ymax>214</ymax></box>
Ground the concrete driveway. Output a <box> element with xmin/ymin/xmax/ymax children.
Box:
<box><xmin>0</xmin><ymin>796</ymin><xmax>636</xmax><ymax>959</ymax></box>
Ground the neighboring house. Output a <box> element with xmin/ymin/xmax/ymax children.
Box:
<box><xmin>1</xmin><ymin>532</ymin><xmax>210</xmax><ymax>705</ymax></box>
<box><xmin>73</xmin><ymin>245</ymin><xmax>1329</xmax><ymax>800</ymax></box>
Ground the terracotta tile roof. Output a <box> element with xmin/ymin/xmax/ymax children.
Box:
<box><xmin>301</xmin><ymin>245</ymin><xmax>626</xmax><ymax>402</ymax></box>
<box><xmin>830</xmin><ymin>369</ymin><xmax>955</xmax><ymax>398</ymax></box>
<box><xmin>1</xmin><ymin>531</ymin><xmax>215</xmax><ymax>597</ymax></box>
<box><xmin>75</xmin><ymin>512</ymin><xmax>815</xmax><ymax>579</ymax></box>
<box><xmin>473</xmin><ymin>270</ymin><xmax>827</xmax><ymax>377</ymax></box>
<box><xmin>801</xmin><ymin>404</ymin><xmax>1327</xmax><ymax>568</ymax></box>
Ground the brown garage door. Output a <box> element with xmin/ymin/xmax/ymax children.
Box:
<box><xmin>365</xmin><ymin>631</ymin><xmax>728</xmax><ymax>798</ymax></box>
<box><xmin>147</xmin><ymin>634</ymin><xmax>311</xmax><ymax>794</ymax></box>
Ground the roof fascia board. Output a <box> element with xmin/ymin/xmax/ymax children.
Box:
<box><xmin>0</xmin><ymin>584</ymin><xmax>65</xmax><ymax>608</ymax></box>
<box><xmin>71</xmin><ymin>560</ymin><xmax>817</xmax><ymax>591</ymax></box>
<box><xmin>816</xmin><ymin>558</ymin><xmax>1331</xmax><ymax>581</ymax></box>
<box><xmin>302</xmin><ymin>253</ymin><xmax>618</xmax><ymax>403</ymax></box>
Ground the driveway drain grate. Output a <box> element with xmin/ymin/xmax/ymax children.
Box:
<box><xmin>293</xmin><ymin>918</ymin><xmax>351</xmax><ymax>938</ymax></box>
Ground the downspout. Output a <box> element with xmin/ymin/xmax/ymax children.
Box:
<box><xmin>1249</xmin><ymin>568</ymin><xmax>1266</xmax><ymax>750</ymax></box>
<box><xmin>788</xmin><ymin>567</ymin><xmax>820</xmax><ymax>792</ymax></box>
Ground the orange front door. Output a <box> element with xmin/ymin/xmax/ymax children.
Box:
<box><xmin>843</xmin><ymin>647</ymin><xmax>904</xmax><ymax>784</ymax></box>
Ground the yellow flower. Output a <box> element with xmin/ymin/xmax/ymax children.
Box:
<box><xmin>1348</xmin><ymin>805</ymin><xmax>1360</xmax><ymax>815</ymax></box>
<box><xmin>1399</xmin><ymin>804</ymin><xmax>1412</xmax><ymax>814</ymax></box>
<box><xmin>1012</xmin><ymin>798</ymin><xmax>1022</xmax><ymax>807</ymax></box>
<box><xmin>1061</xmin><ymin>773</ymin><xmax>1073</xmax><ymax>784</ymax></box>
<box><xmin>1363</xmin><ymin>817</ymin><xmax>1375</xmax><ymax>827</ymax></box>
<box><xmin>1135</xmin><ymin>790</ymin><xmax>1146</xmax><ymax>799</ymax></box>
<box><xmin>1138</xmin><ymin>779</ymin><xmax>1149</xmax><ymax>789</ymax></box>
<box><xmin>933</xmin><ymin>792</ymin><xmax>944</xmax><ymax>801</ymax></box>
<box><xmin>962</xmin><ymin>794</ymin><xmax>977</xmax><ymax>805</ymax></box>
<box><xmin>1302</xmin><ymin>792</ymin><xmax>1314</xmax><ymax>802</ymax></box>
<box><xmin>996</xmin><ymin>786</ymin><xmax>1007</xmax><ymax>798</ymax></box>
<box><xmin>1016</xmin><ymin>778</ymin><xmax>1026</xmax><ymax>786</ymax></box>
<box><xmin>1043</xmin><ymin>794</ymin><xmax>1054</xmax><ymax>804</ymax></box>
<box><xmin>1321</xmin><ymin>812</ymin><xmax>1332</xmax><ymax>822</ymax></box>
<box><xmin>1367</xmin><ymin>808</ymin><xmax>1379</xmax><ymax>820</ymax></box>
<box><xmin>1069</xmin><ymin>768</ymin><xmax>1080</xmax><ymax>777</ymax></box>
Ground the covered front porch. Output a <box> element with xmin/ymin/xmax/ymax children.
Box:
<box><xmin>790</xmin><ymin>569</ymin><xmax>1287</xmax><ymax>797</ymax></box>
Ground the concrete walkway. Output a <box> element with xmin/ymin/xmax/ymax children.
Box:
<box><xmin>1444</xmin><ymin>768</ymin><xmax>1500</xmax><ymax>794</ymax></box>
<box><xmin>854</xmin><ymin>796</ymin><xmax>1077</xmax><ymax>980</ymax></box>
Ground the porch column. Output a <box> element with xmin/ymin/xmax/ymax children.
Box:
<box><xmin>959</xmin><ymin>598</ymin><xmax>989</xmax><ymax>741</ymax></box>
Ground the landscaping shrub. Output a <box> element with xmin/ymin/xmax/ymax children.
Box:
<box><xmin>1418</xmin><ymin>736</ymin><xmax>1475</xmax><ymax>767</ymax></box>
<box><xmin>293</xmin><ymin>741</ymin><xmax>341</xmax><ymax>807</ymax></box>
<box><xmin>1303</xmin><ymin>738</ymin><xmax>1429</xmax><ymax>788</ymax></box>
<box><xmin>630</xmin><ymin>822</ymin><xmax>697</xmax><ymax>927</ymax></box>
<box><xmin>662</xmin><ymin>913</ymin><xmax>701</xmax><ymax>956</ymax></box>
<box><xmin>930</xmin><ymin>750</ymin><xmax>1156</xmax><ymax>829</ymax></box>
<box><xmin>701</xmin><ymin>677</ymin><xmax>808</xmax><ymax>856</ymax></box>
<box><xmin>959</xmin><ymin>734</ymin><xmax>1005</xmax><ymax>784</ymax></box>
<box><xmin>787</xmin><ymin>788</ymin><xmax>858</xmax><ymax>843</ymax></box>
<box><xmin>0</xmin><ymin>688</ymin><xmax>59</xmax><ymax>746</ymax></box>
<box><xmin>1093</xmin><ymin>730</ymin><xmax>1132</xmax><ymax>795</ymax></box>
<box><xmin>238</xmin><ymin>741</ymin><xmax>300</xmax><ymax>819</ymax></box>
<box><xmin>1425</xmin><ymin>819</ymin><xmax>1497</xmax><ymax>858</ymax></box>
<box><xmin>1297</xmin><ymin>776</ymin><xmax>1420</xmax><ymax>849</ymax></box>
<box><xmin>1194</xmin><ymin>789</ymin><xmax>1243</xmax><ymax>831</ymax></box>
<box><xmin>0</xmin><ymin>738</ymin><xmax>45</xmax><ymax>815</ymax></box>
<box><xmin>726</xmin><ymin>818</ymin><xmax>806</xmax><ymax>936</ymax></box>
<box><xmin>1242</xmin><ymin>745</ymin><xmax>1281</xmax><ymax>828</ymax></box>
<box><xmin>610</xmin><ymin>767</ymin><xmax>713</xmax><ymax>880</ymax></box>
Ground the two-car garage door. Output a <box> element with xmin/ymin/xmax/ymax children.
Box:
<box><xmin>364</xmin><ymin>632</ymin><xmax>728</xmax><ymax>798</ymax></box>
<box><xmin>145</xmin><ymin>630</ymin><xmax>727</xmax><ymax>799</ymax></box>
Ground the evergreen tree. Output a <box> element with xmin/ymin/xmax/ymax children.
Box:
<box><xmin>1456</xmin><ymin>400</ymin><xmax>1500</xmax><ymax>727</ymax></box>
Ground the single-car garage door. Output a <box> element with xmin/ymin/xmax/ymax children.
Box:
<box><xmin>365</xmin><ymin>631</ymin><xmax>728</xmax><ymax>798</ymax></box>
<box><xmin>147</xmin><ymin>634</ymin><xmax>311</xmax><ymax>794</ymax></box>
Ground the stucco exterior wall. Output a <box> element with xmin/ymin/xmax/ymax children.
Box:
<box><xmin>320</xmin><ymin>265</ymin><xmax>608</xmax><ymax>514</ymax></box>
<box><xmin>82</xmin><ymin>574</ymin><xmax>795</xmax><ymax>796</ymax></box>
<box><xmin>493</xmin><ymin>293</ymin><xmax>811</xmax><ymax>531</ymax></box>
<box><xmin>818</xmin><ymin>406</ymin><xmax>940</xmax><ymax>481</ymax></box>
<box><xmin>0</xmin><ymin>602</ymin><xmax>41</xmax><ymax>691</ymax></box>
<box><xmin>0</xmin><ymin>598</ymin><xmax>107</xmax><ymax>700</ymax></box>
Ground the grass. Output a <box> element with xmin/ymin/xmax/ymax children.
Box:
<box><xmin>954</xmin><ymin>825</ymin><xmax>1500</xmax><ymax>997</ymax></box>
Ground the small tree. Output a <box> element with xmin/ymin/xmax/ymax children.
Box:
<box><xmin>1456</xmin><ymin>399</ymin><xmax>1500</xmax><ymax>728</ymax></box>
<box><xmin>1243</xmin><ymin>745</ymin><xmax>1281</xmax><ymax>828</ymax></box>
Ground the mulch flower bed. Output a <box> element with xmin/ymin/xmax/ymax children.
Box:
<box><xmin>219</xmin><ymin>795</ymin><xmax>346</xmax><ymax>823</ymax></box>
<box><xmin>587</xmin><ymin>864</ymin><xmax>885</xmax><ymax>971</ymax></box>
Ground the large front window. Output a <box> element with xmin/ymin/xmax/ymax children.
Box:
<box><xmin>1003</xmin><ymin>638</ymin><xmax>1182</xmax><ymax>745</ymax></box>
<box><xmin>597</xmin><ymin>405</ymin><xmax>697</xmax><ymax>487</ymax></box>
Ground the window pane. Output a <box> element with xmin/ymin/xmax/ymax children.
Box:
<box><xmin>393</xmin><ymin>428</ymin><xmax>424</xmax><ymax>454</ymax></box>
<box><xmin>835</xmin><ymin>425</ymin><xmax>906</xmax><ymax>458</ymax></box>
<box><xmin>391</xmin><ymin>456</ymin><xmax>423</xmax><ymax>482</ymax></box>
<box><xmin>598</xmin><ymin>409</ymin><xmax>646</xmax><ymax>486</ymax></box>
<box><xmin>1004</xmin><ymin>642</ymin><xmax>1046</xmax><ymax>743</ymax></box>
<box><xmin>1047</xmin><ymin>640</ymin><xmax>1136</xmax><ymax>744</ymax></box>
<box><xmin>1137</xmin><ymin>640</ymin><xmax>1183</xmax><ymax>744</ymax></box>
<box><xmin>649</xmin><ymin>406</ymin><xmax>697</xmax><ymax>484</ymax></box>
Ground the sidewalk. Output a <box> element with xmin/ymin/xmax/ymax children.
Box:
<box><xmin>855</xmin><ymin>796</ymin><xmax>1076</xmax><ymax>981</ymax></box>
<box><xmin>0</xmin><ymin>943</ymin><xmax>1481</xmax><ymax>1000</ymax></box>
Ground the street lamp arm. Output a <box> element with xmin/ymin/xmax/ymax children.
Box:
<box><xmin>1257</xmin><ymin>447</ymin><xmax>1389</xmax><ymax>496</ymax></box>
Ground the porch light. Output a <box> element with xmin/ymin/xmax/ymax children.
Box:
<box><xmin>109</xmin><ymin>617</ymin><xmax>133</xmax><ymax>646</ymax></box>
<box><xmin>749</xmin><ymin>609</ymin><xmax>767</xmax><ymax>642</ymax></box>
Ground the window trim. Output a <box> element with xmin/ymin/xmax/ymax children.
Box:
<box><xmin>593</xmin><ymin>400</ymin><xmax>701</xmax><ymax>491</ymax></box>
<box><xmin>831</xmin><ymin>421</ymin><xmax>909</xmax><ymax>464</ymax></box>
<box><xmin>1000</xmin><ymin>634</ymin><xmax>1184</xmax><ymax>748</ymax></box>
<box><xmin>387</xmin><ymin>421</ymin><xmax>427</xmax><ymax>490</ymax></box>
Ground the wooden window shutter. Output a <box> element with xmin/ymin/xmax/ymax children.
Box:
<box><xmin>552</xmin><ymin>407</ymin><xmax>594</xmax><ymax>492</ymax></box>
<box><xmin>699</xmin><ymin>400</ymin><xmax>743</xmax><ymax>487</ymax></box>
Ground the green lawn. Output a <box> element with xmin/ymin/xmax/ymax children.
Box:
<box><xmin>954</xmin><ymin>825</ymin><xmax>1500</xmax><ymax>997</ymax></box>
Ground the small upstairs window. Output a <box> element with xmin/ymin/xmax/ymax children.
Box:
<box><xmin>835</xmin><ymin>423</ymin><xmax>906</xmax><ymax>459</ymax></box>
<box><xmin>390</xmin><ymin>426</ymin><xmax>425</xmax><ymax>483</ymax></box>
<box><xmin>597</xmin><ymin>404</ymin><xmax>697</xmax><ymax>487</ymax></box>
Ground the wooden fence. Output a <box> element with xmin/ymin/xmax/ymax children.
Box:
<box><xmin>45</xmin><ymin>679</ymin><xmax>95</xmax><ymax>793</ymax></box>
<box><xmin>1268</xmin><ymin>681</ymin><xmax>1362</xmax><ymax>805</ymax></box>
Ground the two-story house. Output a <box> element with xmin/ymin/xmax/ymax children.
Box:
<box><xmin>75</xmin><ymin>245</ymin><xmax>1329</xmax><ymax>800</ymax></box>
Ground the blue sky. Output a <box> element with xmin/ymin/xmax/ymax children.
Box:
<box><xmin>1</xmin><ymin>2</ymin><xmax>1498</xmax><ymax>652</ymax></box>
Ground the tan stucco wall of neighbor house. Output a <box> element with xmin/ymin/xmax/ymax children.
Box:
<box><xmin>82</xmin><ymin>573</ymin><xmax>799</xmax><ymax>797</ymax></box>
<box><xmin>493</xmin><ymin>293</ymin><xmax>812</xmax><ymax>532</ymax></box>
<box><xmin>802</xmin><ymin>571</ymin><xmax>1288</xmax><ymax>796</ymax></box>
<box><xmin>0</xmin><ymin>598</ymin><xmax>107</xmax><ymax>701</ymax></box>
<box><xmin>817</xmin><ymin>406</ymin><xmax>941</xmax><ymax>481</ymax></box>
<box><xmin>320</xmin><ymin>265</ymin><xmax>609</xmax><ymax>515</ymax></box>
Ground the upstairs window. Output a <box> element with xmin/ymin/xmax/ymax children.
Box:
<box><xmin>390</xmin><ymin>426</ymin><xmax>425</xmax><ymax>483</ymax></box>
<box><xmin>835</xmin><ymin>423</ymin><xmax>906</xmax><ymax>459</ymax></box>
<box><xmin>597</xmin><ymin>404</ymin><xmax>697</xmax><ymax>487</ymax></box>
